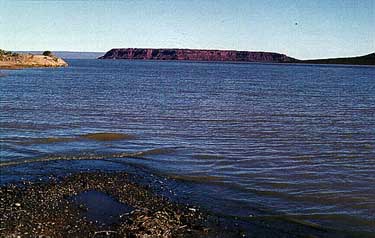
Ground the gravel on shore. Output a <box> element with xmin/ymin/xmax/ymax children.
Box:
<box><xmin>2</xmin><ymin>171</ymin><xmax>369</xmax><ymax>238</ymax></box>
<box><xmin>0</xmin><ymin>172</ymin><xmax>242</xmax><ymax>237</ymax></box>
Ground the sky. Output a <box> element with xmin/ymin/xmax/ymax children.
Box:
<box><xmin>0</xmin><ymin>0</ymin><xmax>374</xmax><ymax>59</ymax></box>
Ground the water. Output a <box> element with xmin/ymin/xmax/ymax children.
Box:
<box><xmin>1</xmin><ymin>59</ymin><xmax>374</xmax><ymax>234</ymax></box>
<box><xmin>72</xmin><ymin>190</ymin><xmax>133</xmax><ymax>226</ymax></box>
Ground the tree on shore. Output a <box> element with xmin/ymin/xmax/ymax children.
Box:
<box><xmin>0</xmin><ymin>49</ymin><xmax>12</xmax><ymax>55</ymax></box>
<box><xmin>0</xmin><ymin>49</ymin><xmax>19</xmax><ymax>57</ymax></box>
<box><xmin>42</xmin><ymin>51</ymin><xmax>52</xmax><ymax>56</ymax></box>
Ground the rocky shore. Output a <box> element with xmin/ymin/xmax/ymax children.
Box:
<box><xmin>1</xmin><ymin>170</ymin><xmax>368</xmax><ymax>237</ymax></box>
<box><xmin>0</xmin><ymin>172</ymin><xmax>243</xmax><ymax>237</ymax></box>
<box><xmin>0</xmin><ymin>50</ymin><xmax>68</xmax><ymax>69</ymax></box>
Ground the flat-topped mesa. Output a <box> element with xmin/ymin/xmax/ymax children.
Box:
<box><xmin>0</xmin><ymin>50</ymin><xmax>68</xmax><ymax>69</ymax></box>
<box><xmin>99</xmin><ymin>48</ymin><xmax>297</xmax><ymax>63</ymax></box>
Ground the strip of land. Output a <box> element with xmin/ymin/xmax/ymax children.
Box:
<box><xmin>0</xmin><ymin>50</ymin><xmax>68</xmax><ymax>69</ymax></box>
<box><xmin>98</xmin><ymin>48</ymin><xmax>375</xmax><ymax>66</ymax></box>
<box><xmin>302</xmin><ymin>53</ymin><xmax>375</xmax><ymax>66</ymax></box>
<box><xmin>98</xmin><ymin>48</ymin><xmax>298</xmax><ymax>63</ymax></box>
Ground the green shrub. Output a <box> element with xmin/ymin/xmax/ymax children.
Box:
<box><xmin>0</xmin><ymin>49</ymin><xmax>17</xmax><ymax>56</ymax></box>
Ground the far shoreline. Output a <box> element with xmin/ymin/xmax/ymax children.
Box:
<box><xmin>0</xmin><ymin>50</ymin><xmax>68</xmax><ymax>70</ymax></box>
<box><xmin>97</xmin><ymin>48</ymin><xmax>375</xmax><ymax>66</ymax></box>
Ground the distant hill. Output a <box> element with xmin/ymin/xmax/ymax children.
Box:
<box><xmin>13</xmin><ymin>50</ymin><xmax>374</xmax><ymax>66</ymax></box>
<box><xmin>16</xmin><ymin>51</ymin><xmax>104</xmax><ymax>59</ymax></box>
<box><xmin>98</xmin><ymin>48</ymin><xmax>297</xmax><ymax>63</ymax></box>
<box><xmin>98</xmin><ymin>48</ymin><xmax>374</xmax><ymax>66</ymax></box>
<box><xmin>302</xmin><ymin>53</ymin><xmax>375</xmax><ymax>66</ymax></box>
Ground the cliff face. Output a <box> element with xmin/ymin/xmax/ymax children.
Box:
<box><xmin>0</xmin><ymin>53</ymin><xmax>68</xmax><ymax>69</ymax></box>
<box><xmin>99</xmin><ymin>48</ymin><xmax>297</xmax><ymax>63</ymax></box>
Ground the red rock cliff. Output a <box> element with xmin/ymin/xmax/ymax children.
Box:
<box><xmin>98</xmin><ymin>48</ymin><xmax>297</xmax><ymax>63</ymax></box>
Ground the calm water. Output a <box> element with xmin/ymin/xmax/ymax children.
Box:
<box><xmin>1</xmin><ymin>60</ymin><xmax>374</xmax><ymax>234</ymax></box>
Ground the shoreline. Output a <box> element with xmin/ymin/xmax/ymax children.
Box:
<box><xmin>0</xmin><ymin>171</ymin><xmax>241</xmax><ymax>237</ymax></box>
<box><xmin>1</xmin><ymin>170</ymin><xmax>371</xmax><ymax>237</ymax></box>
<box><xmin>0</xmin><ymin>64</ymin><xmax>66</xmax><ymax>70</ymax></box>
<box><xmin>0</xmin><ymin>51</ymin><xmax>68</xmax><ymax>70</ymax></box>
<box><xmin>98</xmin><ymin>48</ymin><xmax>375</xmax><ymax>66</ymax></box>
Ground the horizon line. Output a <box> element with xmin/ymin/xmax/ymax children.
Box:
<box><xmin>9</xmin><ymin>49</ymin><xmax>374</xmax><ymax>61</ymax></box>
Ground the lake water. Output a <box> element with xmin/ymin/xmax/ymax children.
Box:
<box><xmin>1</xmin><ymin>59</ymin><xmax>374</xmax><ymax>234</ymax></box>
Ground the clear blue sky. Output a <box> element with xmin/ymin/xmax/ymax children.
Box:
<box><xmin>0</xmin><ymin>0</ymin><xmax>374</xmax><ymax>59</ymax></box>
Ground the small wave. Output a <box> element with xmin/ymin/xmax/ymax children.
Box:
<box><xmin>192</xmin><ymin>153</ymin><xmax>226</xmax><ymax>160</ymax></box>
<box><xmin>275</xmin><ymin>214</ymin><xmax>375</xmax><ymax>234</ymax></box>
<box><xmin>131</xmin><ymin>148</ymin><xmax>176</xmax><ymax>157</ymax></box>
<box><xmin>0</xmin><ymin>154</ymin><xmax>106</xmax><ymax>167</ymax></box>
<box><xmin>18</xmin><ymin>132</ymin><xmax>136</xmax><ymax>145</ymax></box>
<box><xmin>20</xmin><ymin>137</ymin><xmax>77</xmax><ymax>144</ymax></box>
<box><xmin>0</xmin><ymin>122</ymin><xmax>77</xmax><ymax>131</ymax></box>
<box><xmin>80</xmin><ymin>132</ymin><xmax>136</xmax><ymax>141</ymax></box>
<box><xmin>0</xmin><ymin>148</ymin><xmax>173</xmax><ymax>167</ymax></box>
<box><xmin>169</xmin><ymin>174</ymin><xmax>222</xmax><ymax>183</ymax></box>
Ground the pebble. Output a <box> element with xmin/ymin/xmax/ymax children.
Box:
<box><xmin>1</xmin><ymin>171</ymin><xmax>232</xmax><ymax>237</ymax></box>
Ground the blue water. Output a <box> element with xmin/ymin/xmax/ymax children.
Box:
<box><xmin>1</xmin><ymin>59</ymin><xmax>374</xmax><ymax>233</ymax></box>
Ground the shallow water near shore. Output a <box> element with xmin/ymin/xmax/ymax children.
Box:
<box><xmin>72</xmin><ymin>190</ymin><xmax>134</xmax><ymax>226</ymax></box>
<box><xmin>1</xmin><ymin>59</ymin><xmax>374</xmax><ymax>235</ymax></box>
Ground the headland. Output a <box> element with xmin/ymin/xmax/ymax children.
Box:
<box><xmin>0</xmin><ymin>50</ymin><xmax>68</xmax><ymax>69</ymax></box>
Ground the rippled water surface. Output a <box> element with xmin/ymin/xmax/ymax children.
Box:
<box><xmin>1</xmin><ymin>60</ymin><xmax>374</xmax><ymax>233</ymax></box>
